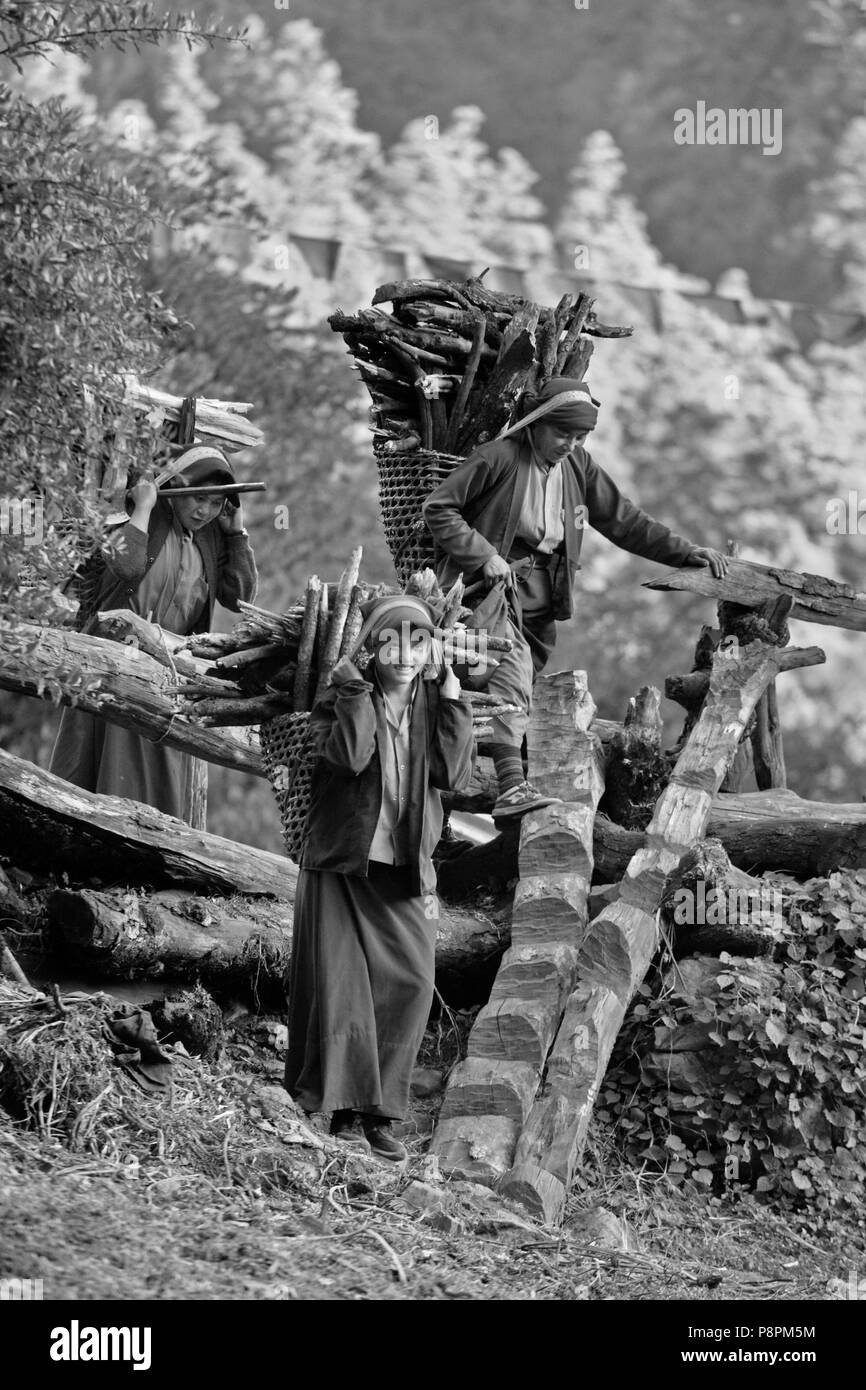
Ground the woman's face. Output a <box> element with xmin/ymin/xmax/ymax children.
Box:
<box><xmin>373</xmin><ymin>622</ymin><xmax>431</xmax><ymax>689</ymax></box>
<box><xmin>532</xmin><ymin>421</ymin><xmax>588</xmax><ymax>463</ymax></box>
<box><xmin>170</xmin><ymin>492</ymin><xmax>225</xmax><ymax>532</ymax></box>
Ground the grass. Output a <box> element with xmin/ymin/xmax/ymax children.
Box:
<box><xmin>0</xmin><ymin>982</ymin><xmax>862</xmax><ymax>1301</ymax></box>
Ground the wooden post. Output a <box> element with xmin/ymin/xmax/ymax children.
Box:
<box><xmin>429</xmin><ymin>671</ymin><xmax>605</xmax><ymax>1184</ymax></box>
<box><xmin>599</xmin><ymin>685</ymin><xmax>666</xmax><ymax>829</ymax></box>
<box><xmin>499</xmin><ymin>638</ymin><xmax>786</xmax><ymax>1224</ymax></box>
<box><xmin>749</xmin><ymin>595</ymin><xmax>793</xmax><ymax>790</ymax></box>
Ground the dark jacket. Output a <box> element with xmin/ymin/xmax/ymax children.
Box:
<box><xmin>301</xmin><ymin>675</ymin><xmax>475</xmax><ymax>896</ymax></box>
<box><xmin>75</xmin><ymin>499</ymin><xmax>258</xmax><ymax>632</ymax></box>
<box><xmin>423</xmin><ymin>436</ymin><xmax>695</xmax><ymax>621</ymax></box>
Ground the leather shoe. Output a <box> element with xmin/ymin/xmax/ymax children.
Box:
<box><xmin>329</xmin><ymin>1109</ymin><xmax>371</xmax><ymax>1152</ymax></box>
<box><xmin>362</xmin><ymin>1119</ymin><xmax>407</xmax><ymax>1162</ymax></box>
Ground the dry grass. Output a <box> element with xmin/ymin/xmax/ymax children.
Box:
<box><xmin>0</xmin><ymin>981</ymin><xmax>861</xmax><ymax>1301</ymax></box>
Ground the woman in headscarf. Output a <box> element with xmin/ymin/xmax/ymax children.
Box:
<box><xmin>49</xmin><ymin>445</ymin><xmax>258</xmax><ymax>827</ymax></box>
<box><xmin>285</xmin><ymin>594</ymin><xmax>475</xmax><ymax>1160</ymax></box>
<box><xmin>423</xmin><ymin>376</ymin><xmax>729</xmax><ymax>821</ymax></box>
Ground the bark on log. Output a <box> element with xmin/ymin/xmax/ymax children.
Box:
<box><xmin>0</xmin><ymin>748</ymin><xmax>292</xmax><ymax>897</ymax></box>
<box><xmin>431</xmin><ymin>671</ymin><xmax>605</xmax><ymax>1185</ymax></box>
<box><xmin>0</xmin><ymin>752</ymin><xmax>508</xmax><ymax>1001</ymax></box>
<box><xmin>315</xmin><ymin>547</ymin><xmax>363</xmax><ymax>700</ymax></box>
<box><xmin>749</xmin><ymin>596</ymin><xmax>794</xmax><ymax>790</ymax></box>
<box><xmin>665</xmin><ymin>645</ymin><xmax>825</xmax><ymax>708</ymax></box>
<box><xmin>660</xmin><ymin>839</ymin><xmax>779</xmax><ymax>958</ymax></box>
<box><xmin>598</xmin><ymin>685</ymin><xmax>666</xmax><ymax>830</ymax></box>
<box><xmin>456</xmin><ymin>315</ymin><xmax>538</xmax><ymax>453</ymax></box>
<box><xmin>645</xmin><ymin>558</ymin><xmax>866</xmax><ymax>632</ymax></box>
<box><xmin>45</xmin><ymin>883</ymin><xmax>509</xmax><ymax>1006</ymax></box>
<box><xmin>592</xmin><ymin>799</ymin><xmax>866</xmax><ymax>882</ymax></box>
<box><xmin>499</xmin><ymin>638</ymin><xmax>783</xmax><ymax>1223</ymax></box>
<box><xmin>0</xmin><ymin>622</ymin><xmax>265</xmax><ymax>777</ymax></box>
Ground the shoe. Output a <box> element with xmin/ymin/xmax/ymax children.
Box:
<box><xmin>361</xmin><ymin>1119</ymin><xmax>408</xmax><ymax>1163</ymax></box>
<box><xmin>329</xmin><ymin>1109</ymin><xmax>371</xmax><ymax>1152</ymax></box>
<box><xmin>492</xmin><ymin>781</ymin><xmax>561</xmax><ymax>821</ymax></box>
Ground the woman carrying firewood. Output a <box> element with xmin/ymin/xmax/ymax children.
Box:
<box><xmin>49</xmin><ymin>445</ymin><xmax>257</xmax><ymax>827</ymax></box>
<box><xmin>285</xmin><ymin>593</ymin><xmax>475</xmax><ymax>1160</ymax></box>
<box><xmin>423</xmin><ymin>376</ymin><xmax>729</xmax><ymax>821</ymax></box>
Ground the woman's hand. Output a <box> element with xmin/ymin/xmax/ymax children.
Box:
<box><xmin>331</xmin><ymin>655</ymin><xmax>366</xmax><ymax>686</ymax></box>
<box><xmin>482</xmin><ymin>553</ymin><xmax>513</xmax><ymax>589</ymax></box>
<box><xmin>686</xmin><ymin>547</ymin><xmax>730</xmax><ymax>579</ymax></box>
<box><xmin>440</xmin><ymin>659</ymin><xmax>461</xmax><ymax>700</ymax></box>
<box><xmin>128</xmin><ymin>471</ymin><xmax>158</xmax><ymax>533</ymax></box>
<box><xmin>218</xmin><ymin>499</ymin><xmax>245</xmax><ymax>534</ymax></box>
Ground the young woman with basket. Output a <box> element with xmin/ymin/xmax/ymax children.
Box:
<box><xmin>284</xmin><ymin>593</ymin><xmax>475</xmax><ymax>1161</ymax></box>
<box><xmin>50</xmin><ymin>445</ymin><xmax>257</xmax><ymax>827</ymax></box>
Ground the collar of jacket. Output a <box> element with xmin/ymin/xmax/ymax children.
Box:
<box><xmin>501</xmin><ymin>436</ymin><xmax>587</xmax><ymax>566</ymax></box>
<box><xmin>86</xmin><ymin>501</ymin><xmax>222</xmax><ymax>634</ymax></box>
<box><xmin>371</xmin><ymin>678</ymin><xmax>429</xmax><ymax>881</ymax></box>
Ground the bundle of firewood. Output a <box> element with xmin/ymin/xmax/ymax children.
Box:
<box><xmin>328</xmin><ymin>272</ymin><xmax>631</xmax><ymax>579</ymax></box>
<box><xmin>329</xmin><ymin>272</ymin><xmax>630</xmax><ymax>456</ymax></box>
<box><xmin>81</xmin><ymin>375</ymin><xmax>266</xmax><ymax>519</ymax></box>
<box><xmin>176</xmin><ymin>546</ymin><xmax>518</xmax><ymax>736</ymax></box>
<box><xmin>121</xmin><ymin>376</ymin><xmax>265</xmax><ymax>455</ymax></box>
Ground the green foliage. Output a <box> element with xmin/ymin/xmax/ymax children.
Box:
<box><xmin>604</xmin><ymin>870</ymin><xmax>866</xmax><ymax>1212</ymax></box>
<box><xmin>0</xmin><ymin>85</ymin><xmax>164</xmax><ymax>621</ymax></box>
<box><xmin>0</xmin><ymin>2</ymin><xmax>245</xmax><ymax>68</ymax></box>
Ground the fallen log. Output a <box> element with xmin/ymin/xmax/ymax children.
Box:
<box><xmin>0</xmin><ymin>751</ymin><xmax>508</xmax><ymax>1000</ymax></box>
<box><xmin>499</xmin><ymin>637</ymin><xmax>785</xmax><ymax>1223</ymax></box>
<box><xmin>0</xmin><ymin>622</ymin><xmax>265</xmax><ymax>777</ymax></box>
<box><xmin>0</xmin><ymin>749</ymin><xmax>291</xmax><ymax>897</ymax></box>
<box><xmin>441</xmin><ymin>786</ymin><xmax>866</xmax><ymax>898</ymax></box>
<box><xmin>645</xmin><ymin>557</ymin><xmax>866</xmax><ymax>632</ymax></box>
<box><xmin>709</xmin><ymin>789</ymin><xmax>866</xmax><ymax>876</ymax></box>
<box><xmin>43</xmin><ymin>881</ymin><xmax>507</xmax><ymax>1006</ymax></box>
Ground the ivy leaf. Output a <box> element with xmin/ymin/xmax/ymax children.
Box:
<box><xmin>765</xmin><ymin>1016</ymin><xmax>788</xmax><ymax>1046</ymax></box>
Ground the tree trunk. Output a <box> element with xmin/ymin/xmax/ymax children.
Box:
<box><xmin>598</xmin><ymin>685</ymin><xmax>666</xmax><ymax>830</ymax></box>
<box><xmin>0</xmin><ymin>622</ymin><xmax>265</xmax><ymax>777</ymax></box>
<box><xmin>499</xmin><ymin>638</ymin><xmax>784</xmax><ymax>1224</ymax></box>
<box><xmin>43</xmin><ymin>883</ymin><xmax>508</xmax><ymax>1007</ymax></box>
<box><xmin>0</xmin><ymin>748</ymin><xmax>292</xmax><ymax>897</ymax></box>
<box><xmin>431</xmin><ymin>671</ymin><xmax>605</xmax><ymax>1185</ymax></box>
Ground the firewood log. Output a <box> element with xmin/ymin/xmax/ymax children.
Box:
<box><xmin>292</xmin><ymin>576</ymin><xmax>321</xmax><ymax>712</ymax></box>
<box><xmin>315</xmin><ymin>546</ymin><xmax>363</xmax><ymax>699</ymax></box>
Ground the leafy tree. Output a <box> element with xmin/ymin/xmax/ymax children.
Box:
<box><xmin>555</xmin><ymin>131</ymin><xmax>692</xmax><ymax>287</ymax></box>
<box><xmin>367</xmin><ymin>104</ymin><xmax>552</xmax><ymax>266</ymax></box>
<box><xmin>0</xmin><ymin>2</ymin><xmax>244</xmax><ymax>623</ymax></box>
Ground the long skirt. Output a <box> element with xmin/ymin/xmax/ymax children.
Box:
<box><xmin>49</xmin><ymin>708</ymin><xmax>206</xmax><ymax>827</ymax></box>
<box><xmin>285</xmin><ymin>862</ymin><xmax>437</xmax><ymax>1121</ymax></box>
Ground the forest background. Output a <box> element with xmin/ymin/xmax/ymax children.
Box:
<box><xmin>3</xmin><ymin>0</ymin><xmax>865</xmax><ymax>852</ymax></box>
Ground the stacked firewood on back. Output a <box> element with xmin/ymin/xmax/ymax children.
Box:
<box><xmin>328</xmin><ymin>271</ymin><xmax>632</xmax><ymax>580</ymax></box>
<box><xmin>87</xmin><ymin>374</ymin><xmax>265</xmax><ymax>516</ymax></box>
<box><xmin>177</xmin><ymin>545</ymin><xmax>519</xmax><ymax>739</ymax></box>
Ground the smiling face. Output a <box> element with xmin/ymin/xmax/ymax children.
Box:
<box><xmin>531</xmin><ymin>420</ymin><xmax>589</xmax><ymax>463</ymax></box>
<box><xmin>373</xmin><ymin>622</ymin><xmax>431</xmax><ymax>690</ymax></box>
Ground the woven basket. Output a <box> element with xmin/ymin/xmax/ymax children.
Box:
<box><xmin>260</xmin><ymin>711</ymin><xmax>317</xmax><ymax>862</ymax></box>
<box><xmin>376</xmin><ymin>448</ymin><xmax>461</xmax><ymax>582</ymax></box>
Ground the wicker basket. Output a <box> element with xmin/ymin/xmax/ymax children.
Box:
<box><xmin>376</xmin><ymin>448</ymin><xmax>461</xmax><ymax>582</ymax></box>
<box><xmin>260</xmin><ymin>711</ymin><xmax>317</xmax><ymax>862</ymax></box>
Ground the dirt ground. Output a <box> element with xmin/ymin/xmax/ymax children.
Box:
<box><xmin>1</xmin><ymin>1009</ymin><xmax>862</xmax><ymax>1302</ymax></box>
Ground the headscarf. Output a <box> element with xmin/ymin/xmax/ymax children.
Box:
<box><xmin>498</xmin><ymin>376</ymin><xmax>600</xmax><ymax>439</ymax></box>
<box><xmin>351</xmin><ymin>594</ymin><xmax>436</xmax><ymax>657</ymax></box>
<box><xmin>155</xmin><ymin>445</ymin><xmax>236</xmax><ymax>491</ymax></box>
